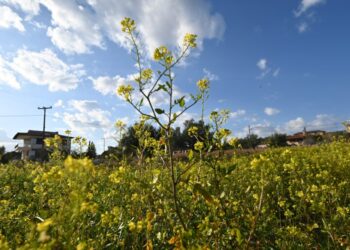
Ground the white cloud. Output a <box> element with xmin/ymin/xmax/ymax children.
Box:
<box><xmin>273</xmin><ymin>68</ymin><xmax>280</xmax><ymax>77</ymax></box>
<box><xmin>308</xmin><ymin>114</ymin><xmax>340</xmax><ymax>130</ymax></box>
<box><xmin>53</xmin><ymin>99</ymin><xmax>64</xmax><ymax>108</ymax></box>
<box><xmin>0</xmin><ymin>5</ymin><xmax>25</xmax><ymax>31</ymax></box>
<box><xmin>257</xmin><ymin>58</ymin><xmax>268</xmax><ymax>71</ymax></box>
<box><xmin>298</xmin><ymin>22</ymin><xmax>309</xmax><ymax>33</ymax></box>
<box><xmin>295</xmin><ymin>0</ymin><xmax>325</xmax><ymax>17</ymax></box>
<box><xmin>282</xmin><ymin>117</ymin><xmax>305</xmax><ymax>133</ymax></box>
<box><xmin>203</xmin><ymin>68</ymin><xmax>219</xmax><ymax>81</ymax></box>
<box><xmin>264</xmin><ymin>107</ymin><xmax>280</xmax><ymax>116</ymax></box>
<box><xmin>10</xmin><ymin>0</ymin><xmax>225</xmax><ymax>55</ymax></box>
<box><xmin>230</xmin><ymin>109</ymin><xmax>246</xmax><ymax>119</ymax></box>
<box><xmin>256</xmin><ymin>58</ymin><xmax>280</xmax><ymax>79</ymax></box>
<box><xmin>10</xmin><ymin>48</ymin><xmax>85</xmax><ymax>91</ymax></box>
<box><xmin>236</xmin><ymin>123</ymin><xmax>276</xmax><ymax>138</ymax></box>
<box><xmin>0</xmin><ymin>55</ymin><xmax>20</xmax><ymax>89</ymax></box>
<box><xmin>63</xmin><ymin>100</ymin><xmax>112</xmax><ymax>135</ymax></box>
<box><xmin>2</xmin><ymin>0</ymin><xmax>40</xmax><ymax>19</ymax></box>
<box><xmin>90</xmin><ymin>75</ymin><xmax>134</xmax><ymax>96</ymax></box>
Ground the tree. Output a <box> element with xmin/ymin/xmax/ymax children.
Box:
<box><xmin>0</xmin><ymin>146</ymin><xmax>5</xmax><ymax>162</ymax></box>
<box><xmin>267</xmin><ymin>133</ymin><xmax>287</xmax><ymax>148</ymax></box>
<box><xmin>238</xmin><ymin>134</ymin><xmax>261</xmax><ymax>149</ymax></box>
<box><xmin>86</xmin><ymin>141</ymin><xmax>97</xmax><ymax>159</ymax></box>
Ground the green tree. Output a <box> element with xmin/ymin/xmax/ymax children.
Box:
<box><xmin>86</xmin><ymin>141</ymin><xmax>97</xmax><ymax>159</ymax></box>
<box><xmin>239</xmin><ymin>134</ymin><xmax>261</xmax><ymax>149</ymax></box>
<box><xmin>0</xmin><ymin>146</ymin><xmax>5</xmax><ymax>162</ymax></box>
<box><xmin>267</xmin><ymin>133</ymin><xmax>287</xmax><ymax>148</ymax></box>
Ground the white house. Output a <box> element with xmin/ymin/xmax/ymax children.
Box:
<box><xmin>13</xmin><ymin>130</ymin><xmax>72</xmax><ymax>160</ymax></box>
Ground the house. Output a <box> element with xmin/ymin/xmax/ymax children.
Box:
<box><xmin>287</xmin><ymin>129</ymin><xmax>326</xmax><ymax>146</ymax></box>
<box><xmin>13</xmin><ymin>130</ymin><xmax>72</xmax><ymax>161</ymax></box>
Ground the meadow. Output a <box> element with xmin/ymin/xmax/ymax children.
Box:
<box><xmin>1</xmin><ymin>140</ymin><xmax>350</xmax><ymax>249</ymax></box>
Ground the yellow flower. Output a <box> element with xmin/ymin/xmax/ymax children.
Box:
<box><xmin>197</xmin><ymin>78</ymin><xmax>209</xmax><ymax>91</ymax></box>
<box><xmin>76</xmin><ymin>242</ymin><xmax>87</xmax><ymax>250</ymax></box>
<box><xmin>188</xmin><ymin>126</ymin><xmax>199</xmax><ymax>137</ymax></box>
<box><xmin>296</xmin><ymin>191</ymin><xmax>304</xmax><ymax>198</ymax></box>
<box><xmin>153</xmin><ymin>46</ymin><xmax>169</xmax><ymax>61</ymax></box>
<box><xmin>228</xmin><ymin>137</ymin><xmax>238</xmax><ymax>147</ymax></box>
<box><xmin>128</xmin><ymin>221</ymin><xmax>136</xmax><ymax>231</ymax></box>
<box><xmin>37</xmin><ymin>218</ymin><xmax>54</xmax><ymax>232</ymax></box>
<box><xmin>115</xmin><ymin>120</ymin><xmax>126</xmax><ymax>130</ymax></box>
<box><xmin>141</xmin><ymin>68</ymin><xmax>153</xmax><ymax>80</ymax></box>
<box><xmin>183</xmin><ymin>33</ymin><xmax>197</xmax><ymax>48</ymax></box>
<box><xmin>194</xmin><ymin>141</ymin><xmax>204</xmax><ymax>151</ymax></box>
<box><xmin>137</xmin><ymin>220</ymin><xmax>143</xmax><ymax>232</ymax></box>
<box><xmin>117</xmin><ymin>84</ymin><xmax>134</xmax><ymax>101</ymax></box>
<box><xmin>121</xmin><ymin>17</ymin><xmax>136</xmax><ymax>33</ymax></box>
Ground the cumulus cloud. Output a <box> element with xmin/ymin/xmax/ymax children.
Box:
<box><xmin>298</xmin><ymin>22</ymin><xmax>309</xmax><ymax>33</ymax></box>
<box><xmin>53</xmin><ymin>99</ymin><xmax>64</xmax><ymax>108</ymax></box>
<box><xmin>0</xmin><ymin>5</ymin><xmax>25</xmax><ymax>31</ymax></box>
<box><xmin>295</xmin><ymin>0</ymin><xmax>325</xmax><ymax>17</ymax></box>
<box><xmin>236</xmin><ymin>123</ymin><xmax>276</xmax><ymax>138</ymax></box>
<box><xmin>89</xmin><ymin>74</ymin><xmax>134</xmax><ymax>96</ymax></box>
<box><xmin>256</xmin><ymin>58</ymin><xmax>280</xmax><ymax>79</ymax></box>
<box><xmin>308</xmin><ymin>114</ymin><xmax>341</xmax><ymax>130</ymax></box>
<box><xmin>0</xmin><ymin>55</ymin><xmax>20</xmax><ymax>89</ymax></box>
<box><xmin>294</xmin><ymin>0</ymin><xmax>326</xmax><ymax>33</ymax></box>
<box><xmin>203</xmin><ymin>68</ymin><xmax>219</xmax><ymax>81</ymax></box>
<box><xmin>282</xmin><ymin>117</ymin><xmax>305</xmax><ymax>133</ymax></box>
<box><xmin>7</xmin><ymin>0</ymin><xmax>225</xmax><ymax>55</ymax></box>
<box><xmin>43</xmin><ymin>0</ymin><xmax>104</xmax><ymax>54</ymax></box>
<box><xmin>264</xmin><ymin>107</ymin><xmax>280</xmax><ymax>116</ymax></box>
<box><xmin>2</xmin><ymin>0</ymin><xmax>40</xmax><ymax>19</ymax></box>
<box><xmin>10</xmin><ymin>48</ymin><xmax>85</xmax><ymax>91</ymax></box>
<box><xmin>257</xmin><ymin>58</ymin><xmax>267</xmax><ymax>71</ymax></box>
<box><xmin>230</xmin><ymin>109</ymin><xmax>246</xmax><ymax>119</ymax></box>
<box><xmin>63</xmin><ymin>100</ymin><xmax>112</xmax><ymax>135</ymax></box>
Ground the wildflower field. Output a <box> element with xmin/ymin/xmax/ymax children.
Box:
<box><xmin>1</xmin><ymin>141</ymin><xmax>350</xmax><ymax>249</ymax></box>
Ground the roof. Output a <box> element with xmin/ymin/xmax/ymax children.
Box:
<box><xmin>13</xmin><ymin>130</ymin><xmax>73</xmax><ymax>140</ymax></box>
<box><xmin>287</xmin><ymin>130</ymin><xmax>327</xmax><ymax>141</ymax></box>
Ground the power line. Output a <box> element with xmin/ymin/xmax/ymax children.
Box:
<box><xmin>0</xmin><ymin>114</ymin><xmax>42</xmax><ymax>117</ymax></box>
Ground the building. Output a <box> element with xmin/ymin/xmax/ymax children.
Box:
<box><xmin>287</xmin><ymin>129</ymin><xmax>326</xmax><ymax>146</ymax></box>
<box><xmin>13</xmin><ymin>130</ymin><xmax>72</xmax><ymax>160</ymax></box>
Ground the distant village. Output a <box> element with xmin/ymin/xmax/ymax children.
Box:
<box><xmin>1</xmin><ymin>125</ymin><xmax>349</xmax><ymax>163</ymax></box>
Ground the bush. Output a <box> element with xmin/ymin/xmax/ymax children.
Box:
<box><xmin>0</xmin><ymin>141</ymin><xmax>350</xmax><ymax>249</ymax></box>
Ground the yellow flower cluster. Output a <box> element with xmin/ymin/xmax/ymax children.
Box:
<box><xmin>121</xmin><ymin>17</ymin><xmax>136</xmax><ymax>33</ymax></box>
<box><xmin>197</xmin><ymin>78</ymin><xmax>209</xmax><ymax>92</ymax></box>
<box><xmin>117</xmin><ymin>84</ymin><xmax>134</xmax><ymax>101</ymax></box>
<box><xmin>183</xmin><ymin>33</ymin><xmax>197</xmax><ymax>48</ymax></box>
<box><xmin>141</xmin><ymin>68</ymin><xmax>153</xmax><ymax>81</ymax></box>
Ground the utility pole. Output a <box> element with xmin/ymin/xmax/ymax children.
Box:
<box><xmin>38</xmin><ymin>106</ymin><xmax>52</xmax><ymax>149</ymax></box>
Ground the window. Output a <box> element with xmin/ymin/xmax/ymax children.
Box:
<box><xmin>36</xmin><ymin>138</ymin><xmax>43</xmax><ymax>145</ymax></box>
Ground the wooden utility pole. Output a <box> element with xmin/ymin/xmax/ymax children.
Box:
<box><xmin>38</xmin><ymin>106</ymin><xmax>52</xmax><ymax>149</ymax></box>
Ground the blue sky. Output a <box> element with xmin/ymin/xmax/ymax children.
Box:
<box><xmin>0</xmin><ymin>0</ymin><xmax>349</xmax><ymax>152</ymax></box>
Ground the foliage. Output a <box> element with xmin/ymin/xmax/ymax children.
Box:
<box><xmin>86</xmin><ymin>141</ymin><xmax>97</xmax><ymax>159</ymax></box>
<box><xmin>0</xmin><ymin>141</ymin><xmax>350</xmax><ymax>248</ymax></box>
<box><xmin>266</xmin><ymin>133</ymin><xmax>287</xmax><ymax>147</ymax></box>
<box><xmin>238</xmin><ymin>134</ymin><xmax>262</xmax><ymax>149</ymax></box>
<box><xmin>117</xmin><ymin>17</ymin><xmax>207</xmax><ymax>229</ymax></box>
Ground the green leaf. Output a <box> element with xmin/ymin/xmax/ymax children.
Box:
<box><xmin>178</xmin><ymin>96</ymin><xmax>185</xmax><ymax>108</ymax></box>
<box><xmin>193</xmin><ymin>183</ymin><xmax>214</xmax><ymax>204</ymax></box>
<box><xmin>166</xmin><ymin>81</ymin><xmax>172</xmax><ymax>90</ymax></box>
<box><xmin>155</xmin><ymin>84</ymin><xmax>167</xmax><ymax>92</ymax></box>
<box><xmin>155</xmin><ymin>108</ymin><xmax>165</xmax><ymax>114</ymax></box>
<box><xmin>139</xmin><ymin>98</ymin><xmax>144</xmax><ymax>107</ymax></box>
